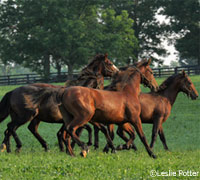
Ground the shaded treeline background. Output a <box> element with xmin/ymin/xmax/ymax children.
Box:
<box><xmin>0</xmin><ymin>0</ymin><xmax>199</xmax><ymax>79</ymax></box>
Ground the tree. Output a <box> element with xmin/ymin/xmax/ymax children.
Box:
<box><xmin>102</xmin><ymin>0</ymin><xmax>168</xmax><ymax>65</ymax></box>
<box><xmin>0</xmin><ymin>0</ymin><xmax>138</xmax><ymax>78</ymax></box>
<box><xmin>160</xmin><ymin>0</ymin><xmax>200</xmax><ymax>65</ymax></box>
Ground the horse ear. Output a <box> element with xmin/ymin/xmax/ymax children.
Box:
<box><xmin>147</xmin><ymin>58</ymin><xmax>151</xmax><ymax>65</ymax></box>
<box><xmin>105</xmin><ymin>53</ymin><xmax>108</xmax><ymax>59</ymax></box>
<box><xmin>182</xmin><ymin>70</ymin><xmax>186</xmax><ymax>76</ymax></box>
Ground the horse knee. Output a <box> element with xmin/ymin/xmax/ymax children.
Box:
<box><xmin>67</xmin><ymin>126</ymin><xmax>75</xmax><ymax>136</ymax></box>
<box><xmin>28</xmin><ymin>123</ymin><xmax>35</xmax><ymax>133</ymax></box>
<box><xmin>117</xmin><ymin>128</ymin><xmax>123</xmax><ymax>137</ymax></box>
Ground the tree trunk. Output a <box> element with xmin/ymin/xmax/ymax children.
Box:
<box><xmin>132</xmin><ymin>0</ymin><xmax>139</xmax><ymax>60</ymax></box>
<box><xmin>67</xmin><ymin>63</ymin><xmax>74</xmax><ymax>80</ymax></box>
<box><xmin>43</xmin><ymin>54</ymin><xmax>50</xmax><ymax>82</ymax></box>
<box><xmin>56</xmin><ymin>62</ymin><xmax>61</xmax><ymax>76</ymax></box>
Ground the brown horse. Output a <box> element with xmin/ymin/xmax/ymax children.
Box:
<box><xmin>57</xmin><ymin>59</ymin><xmax>158</xmax><ymax>158</ymax></box>
<box><xmin>0</xmin><ymin>54</ymin><xmax>119</xmax><ymax>153</ymax></box>
<box><xmin>103</xmin><ymin>70</ymin><xmax>198</xmax><ymax>151</ymax></box>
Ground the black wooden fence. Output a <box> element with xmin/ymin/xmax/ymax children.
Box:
<box><xmin>0</xmin><ymin>65</ymin><xmax>199</xmax><ymax>86</ymax></box>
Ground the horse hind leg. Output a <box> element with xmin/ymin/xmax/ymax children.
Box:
<box><xmin>28</xmin><ymin>119</ymin><xmax>49</xmax><ymax>152</ymax></box>
<box><xmin>66</xmin><ymin>113</ymin><xmax>94</xmax><ymax>157</ymax></box>
<box><xmin>1</xmin><ymin>129</ymin><xmax>12</xmax><ymax>153</ymax></box>
<box><xmin>11</xmin><ymin>109</ymin><xmax>38</xmax><ymax>153</ymax></box>
<box><xmin>2</xmin><ymin>121</ymin><xmax>22</xmax><ymax>153</ymax></box>
<box><xmin>63</xmin><ymin>133</ymin><xmax>75</xmax><ymax>157</ymax></box>
<box><xmin>158</xmin><ymin>126</ymin><xmax>169</xmax><ymax>150</ymax></box>
<box><xmin>150</xmin><ymin>118</ymin><xmax>162</xmax><ymax>149</ymax></box>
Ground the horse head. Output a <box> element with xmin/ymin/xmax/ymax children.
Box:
<box><xmin>135</xmin><ymin>58</ymin><xmax>158</xmax><ymax>92</ymax></box>
<box><xmin>179</xmin><ymin>70</ymin><xmax>198</xmax><ymax>100</ymax></box>
<box><xmin>95</xmin><ymin>53</ymin><xmax>119</xmax><ymax>77</ymax></box>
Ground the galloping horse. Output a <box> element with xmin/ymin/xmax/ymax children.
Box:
<box><xmin>103</xmin><ymin>71</ymin><xmax>198</xmax><ymax>151</ymax></box>
<box><xmin>57</xmin><ymin>59</ymin><xmax>158</xmax><ymax>158</ymax></box>
<box><xmin>0</xmin><ymin>54</ymin><xmax>118</xmax><ymax>153</ymax></box>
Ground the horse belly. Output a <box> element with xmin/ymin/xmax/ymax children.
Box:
<box><xmin>140</xmin><ymin>102</ymin><xmax>155</xmax><ymax>123</ymax></box>
<box><xmin>38</xmin><ymin>106</ymin><xmax>63</xmax><ymax>123</ymax></box>
<box><xmin>92</xmin><ymin>109</ymin><xmax>124</xmax><ymax>125</ymax></box>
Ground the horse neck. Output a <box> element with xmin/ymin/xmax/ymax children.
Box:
<box><xmin>159</xmin><ymin>83</ymin><xmax>180</xmax><ymax>106</ymax></box>
<box><xmin>83</xmin><ymin>61</ymin><xmax>103</xmax><ymax>76</ymax></box>
<box><xmin>85</xmin><ymin>75</ymin><xmax>104</xmax><ymax>89</ymax></box>
<box><xmin>123</xmin><ymin>72</ymin><xmax>141</xmax><ymax>96</ymax></box>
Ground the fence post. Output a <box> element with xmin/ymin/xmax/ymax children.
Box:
<box><xmin>174</xmin><ymin>67</ymin><xmax>178</xmax><ymax>74</ymax></box>
<box><xmin>7</xmin><ymin>75</ymin><xmax>10</xmax><ymax>85</ymax></box>
<box><xmin>188</xmin><ymin>67</ymin><xmax>190</xmax><ymax>75</ymax></box>
<box><xmin>159</xmin><ymin>69</ymin><xmax>161</xmax><ymax>77</ymax></box>
<box><xmin>26</xmin><ymin>74</ymin><xmax>30</xmax><ymax>84</ymax></box>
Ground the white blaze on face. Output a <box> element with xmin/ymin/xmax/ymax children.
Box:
<box><xmin>112</xmin><ymin>64</ymin><xmax>119</xmax><ymax>72</ymax></box>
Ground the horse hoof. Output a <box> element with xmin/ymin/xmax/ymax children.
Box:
<box><xmin>87</xmin><ymin>142</ymin><xmax>92</xmax><ymax>146</ymax></box>
<box><xmin>1</xmin><ymin>143</ymin><xmax>6</xmax><ymax>152</ymax></box>
<box><xmin>111</xmin><ymin>149</ymin><xmax>116</xmax><ymax>154</ymax></box>
<box><xmin>151</xmin><ymin>154</ymin><xmax>157</xmax><ymax>159</ymax></box>
<box><xmin>86</xmin><ymin>148</ymin><xmax>90</xmax><ymax>153</ymax></box>
<box><xmin>94</xmin><ymin>146</ymin><xmax>99</xmax><ymax>150</ymax></box>
<box><xmin>15</xmin><ymin>148</ymin><xmax>21</xmax><ymax>153</ymax></box>
<box><xmin>116</xmin><ymin>145</ymin><xmax>123</xmax><ymax>150</ymax></box>
<box><xmin>60</xmin><ymin>149</ymin><xmax>65</xmax><ymax>152</ymax></box>
<box><xmin>131</xmin><ymin>145</ymin><xmax>138</xmax><ymax>151</ymax></box>
<box><xmin>80</xmin><ymin>150</ymin><xmax>87</xmax><ymax>158</ymax></box>
<box><xmin>103</xmin><ymin>147</ymin><xmax>109</xmax><ymax>153</ymax></box>
<box><xmin>45</xmin><ymin>148</ymin><xmax>50</xmax><ymax>152</ymax></box>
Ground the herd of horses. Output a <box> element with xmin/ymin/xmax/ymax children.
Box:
<box><xmin>0</xmin><ymin>54</ymin><xmax>198</xmax><ymax>159</ymax></box>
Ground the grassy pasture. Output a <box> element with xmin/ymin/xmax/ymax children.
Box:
<box><xmin>0</xmin><ymin>76</ymin><xmax>199</xmax><ymax>180</ymax></box>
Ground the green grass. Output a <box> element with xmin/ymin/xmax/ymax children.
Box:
<box><xmin>0</xmin><ymin>76</ymin><xmax>200</xmax><ymax>180</ymax></box>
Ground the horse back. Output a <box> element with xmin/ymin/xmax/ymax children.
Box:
<box><xmin>62</xmin><ymin>86</ymin><xmax>127</xmax><ymax>124</ymax></box>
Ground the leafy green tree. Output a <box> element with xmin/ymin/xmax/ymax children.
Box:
<box><xmin>0</xmin><ymin>0</ymin><xmax>138</xmax><ymax>79</ymax></box>
<box><xmin>102</xmin><ymin>0</ymin><xmax>168</xmax><ymax>65</ymax></box>
<box><xmin>160</xmin><ymin>0</ymin><xmax>200</xmax><ymax>65</ymax></box>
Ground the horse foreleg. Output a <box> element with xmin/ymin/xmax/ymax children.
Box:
<box><xmin>131</xmin><ymin>118</ymin><xmax>156</xmax><ymax>159</ymax></box>
<box><xmin>93</xmin><ymin>124</ymin><xmax>100</xmax><ymax>149</ymax></box>
<box><xmin>158</xmin><ymin>125</ymin><xmax>169</xmax><ymax>150</ymax></box>
<box><xmin>108</xmin><ymin>124</ymin><xmax>115</xmax><ymax>141</ymax></box>
<box><xmin>70</xmin><ymin>124</ymin><xmax>92</xmax><ymax>149</ymax></box>
<box><xmin>57</xmin><ymin>124</ymin><xmax>65</xmax><ymax>152</ymax></box>
<box><xmin>84</xmin><ymin>124</ymin><xmax>92</xmax><ymax>146</ymax></box>
<box><xmin>102</xmin><ymin>124</ymin><xmax>115</xmax><ymax>152</ymax></box>
<box><xmin>116</xmin><ymin>125</ymin><xmax>131</xmax><ymax>150</ymax></box>
<box><xmin>94</xmin><ymin>124</ymin><xmax>115</xmax><ymax>153</ymax></box>
<box><xmin>28</xmin><ymin>119</ymin><xmax>49</xmax><ymax>152</ymax></box>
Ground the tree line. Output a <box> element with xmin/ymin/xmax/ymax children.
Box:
<box><xmin>0</xmin><ymin>0</ymin><xmax>199</xmax><ymax>79</ymax></box>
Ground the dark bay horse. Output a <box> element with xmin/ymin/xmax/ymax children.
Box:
<box><xmin>57</xmin><ymin>59</ymin><xmax>158</xmax><ymax>158</ymax></box>
<box><xmin>104</xmin><ymin>70</ymin><xmax>198</xmax><ymax>151</ymax></box>
<box><xmin>0</xmin><ymin>54</ymin><xmax>119</xmax><ymax>153</ymax></box>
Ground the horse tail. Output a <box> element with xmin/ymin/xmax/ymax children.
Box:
<box><xmin>0</xmin><ymin>91</ymin><xmax>12</xmax><ymax>123</ymax></box>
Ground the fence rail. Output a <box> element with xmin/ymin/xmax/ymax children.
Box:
<box><xmin>0</xmin><ymin>65</ymin><xmax>199</xmax><ymax>86</ymax></box>
<box><xmin>153</xmin><ymin>65</ymin><xmax>200</xmax><ymax>77</ymax></box>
